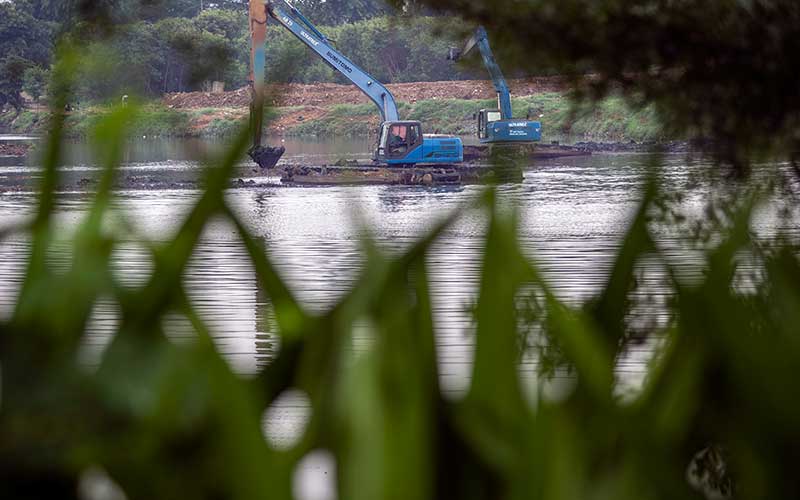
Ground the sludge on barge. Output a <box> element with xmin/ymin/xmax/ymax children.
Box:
<box><xmin>269</xmin><ymin>143</ymin><xmax>591</xmax><ymax>186</ymax></box>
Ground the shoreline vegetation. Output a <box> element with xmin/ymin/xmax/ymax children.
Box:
<box><xmin>0</xmin><ymin>79</ymin><xmax>668</xmax><ymax>144</ymax></box>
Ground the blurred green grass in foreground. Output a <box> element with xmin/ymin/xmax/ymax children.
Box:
<box><xmin>2</xmin><ymin>64</ymin><xmax>800</xmax><ymax>500</ymax></box>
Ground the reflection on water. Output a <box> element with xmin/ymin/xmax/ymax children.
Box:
<box><xmin>0</xmin><ymin>138</ymin><xmax>795</xmax><ymax>392</ymax></box>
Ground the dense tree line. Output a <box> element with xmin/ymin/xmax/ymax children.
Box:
<box><xmin>262</xmin><ymin>15</ymin><xmax>473</xmax><ymax>85</ymax></box>
<box><xmin>0</xmin><ymin>2</ymin><xmax>53</xmax><ymax>109</ymax></box>
<box><xmin>0</xmin><ymin>0</ymin><xmax>479</xmax><ymax>109</ymax></box>
<box><xmin>70</xmin><ymin>10</ymin><xmax>249</xmax><ymax>98</ymax></box>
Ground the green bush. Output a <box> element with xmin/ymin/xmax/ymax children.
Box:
<box><xmin>202</xmin><ymin>116</ymin><xmax>243</xmax><ymax>137</ymax></box>
<box><xmin>3</xmin><ymin>109</ymin><xmax>45</xmax><ymax>134</ymax></box>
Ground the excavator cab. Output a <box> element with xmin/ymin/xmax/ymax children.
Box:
<box><xmin>477</xmin><ymin>109</ymin><xmax>503</xmax><ymax>140</ymax></box>
<box><xmin>377</xmin><ymin>122</ymin><xmax>422</xmax><ymax>158</ymax></box>
<box><xmin>375</xmin><ymin>121</ymin><xmax>463</xmax><ymax>165</ymax></box>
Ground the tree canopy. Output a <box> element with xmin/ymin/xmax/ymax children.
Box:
<box><xmin>293</xmin><ymin>0</ymin><xmax>394</xmax><ymax>25</ymax></box>
<box><xmin>0</xmin><ymin>2</ymin><xmax>54</xmax><ymax>110</ymax></box>
<box><xmin>0</xmin><ymin>0</ymin><xmax>479</xmax><ymax>103</ymax></box>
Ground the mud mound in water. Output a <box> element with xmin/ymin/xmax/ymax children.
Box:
<box><xmin>0</xmin><ymin>144</ymin><xmax>29</xmax><ymax>156</ymax></box>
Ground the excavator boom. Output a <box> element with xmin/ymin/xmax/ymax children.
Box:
<box><xmin>449</xmin><ymin>26</ymin><xmax>541</xmax><ymax>144</ymax></box>
<box><xmin>248</xmin><ymin>0</ymin><xmax>461</xmax><ymax>167</ymax></box>
<box><xmin>449</xmin><ymin>26</ymin><xmax>513</xmax><ymax>120</ymax></box>
<box><xmin>265</xmin><ymin>0</ymin><xmax>400</xmax><ymax>122</ymax></box>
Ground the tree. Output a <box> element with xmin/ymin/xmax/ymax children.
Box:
<box><xmin>261</xmin><ymin>15</ymin><xmax>471</xmax><ymax>84</ymax></box>
<box><xmin>194</xmin><ymin>8</ymin><xmax>246</xmax><ymax>40</ymax></box>
<box><xmin>139</xmin><ymin>0</ymin><xmax>203</xmax><ymax>20</ymax></box>
<box><xmin>0</xmin><ymin>3</ymin><xmax>53</xmax><ymax>64</ymax></box>
<box><xmin>22</xmin><ymin>65</ymin><xmax>48</xmax><ymax>102</ymax></box>
<box><xmin>0</xmin><ymin>56</ymin><xmax>30</xmax><ymax>112</ymax></box>
<box><xmin>0</xmin><ymin>3</ymin><xmax>53</xmax><ymax>111</ymax></box>
<box><xmin>13</xmin><ymin>0</ymin><xmax>68</xmax><ymax>22</ymax></box>
<box><xmin>138</xmin><ymin>0</ymin><xmax>247</xmax><ymax>21</ymax></box>
<box><xmin>152</xmin><ymin>17</ymin><xmax>238</xmax><ymax>92</ymax></box>
<box><xmin>293</xmin><ymin>0</ymin><xmax>395</xmax><ymax>25</ymax></box>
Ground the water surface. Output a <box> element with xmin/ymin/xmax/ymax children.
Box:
<box><xmin>0</xmin><ymin>137</ymin><xmax>793</xmax><ymax>394</ymax></box>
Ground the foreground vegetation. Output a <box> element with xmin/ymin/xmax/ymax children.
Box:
<box><xmin>0</xmin><ymin>92</ymin><xmax>665</xmax><ymax>143</ymax></box>
<box><xmin>3</xmin><ymin>93</ymin><xmax>800</xmax><ymax>499</ymax></box>
<box><xmin>4</xmin><ymin>0</ymin><xmax>800</xmax><ymax>496</ymax></box>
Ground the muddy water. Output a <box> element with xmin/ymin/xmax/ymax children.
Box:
<box><xmin>0</xmin><ymin>136</ymin><xmax>795</xmax><ymax>494</ymax></box>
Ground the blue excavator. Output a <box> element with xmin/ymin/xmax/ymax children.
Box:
<box><xmin>448</xmin><ymin>26</ymin><xmax>542</xmax><ymax>144</ymax></box>
<box><xmin>247</xmin><ymin>0</ymin><xmax>463</xmax><ymax>168</ymax></box>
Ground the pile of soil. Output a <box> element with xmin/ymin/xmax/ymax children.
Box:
<box><xmin>270</xmin><ymin>105</ymin><xmax>329</xmax><ymax>133</ymax></box>
<box><xmin>163</xmin><ymin>76</ymin><xmax>567</xmax><ymax>109</ymax></box>
<box><xmin>0</xmin><ymin>143</ymin><xmax>29</xmax><ymax>156</ymax></box>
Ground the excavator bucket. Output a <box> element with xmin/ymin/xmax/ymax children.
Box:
<box><xmin>248</xmin><ymin>1</ymin><xmax>285</xmax><ymax>169</ymax></box>
<box><xmin>248</xmin><ymin>145</ymin><xmax>285</xmax><ymax>169</ymax></box>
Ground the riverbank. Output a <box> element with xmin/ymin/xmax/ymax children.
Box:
<box><xmin>0</xmin><ymin>77</ymin><xmax>668</xmax><ymax>143</ymax></box>
<box><xmin>0</xmin><ymin>143</ymin><xmax>30</xmax><ymax>156</ymax></box>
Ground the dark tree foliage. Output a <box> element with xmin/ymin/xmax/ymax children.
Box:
<box><xmin>13</xmin><ymin>0</ymin><xmax>71</xmax><ymax>22</ymax></box>
<box><xmin>3</xmin><ymin>0</ymin><xmax>427</xmax><ymax>100</ymax></box>
<box><xmin>68</xmin><ymin>15</ymin><xmax>245</xmax><ymax>98</ymax></box>
<box><xmin>22</xmin><ymin>65</ymin><xmax>48</xmax><ymax>101</ymax></box>
<box><xmin>395</xmin><ymin>0</ymin><xmax>800</xmax><ymax>168</ymax></box>
<box><xmin>263</xmin><ymin>16</ymin><xmax>473</xmax><ymax>84</ymax></box>
<box><xmin>0</xmin><ymin>56</ymin><xmax>30</xmax><ymax>112</ymax></box>
<box><xmin>292</xmin><ymin>0</ymin><xmax>395</xmax><ymax>25</ymax></box>
<box><xmin>0</xmin><ymin>4</ymin><xmax>53</xmax><ymax>65</ymax></box>
<box><xmin>13</xmin><ymin>0</ymin><xmax>248</xmax><ymax>25</ymax></box>
<box><xmin>0</xmin><ymin>3</ymin><xmax>54</xmax><ymax>111</ymax></box>
<box><xmin>138</xmin><ymin>0</ymin><xmax>248</xmax><ymax>21</ymax></box>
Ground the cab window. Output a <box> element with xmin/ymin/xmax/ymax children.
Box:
<box><xmin>387</xmin><ymin>123</ymin><xmax>421</xmax><ymax>157</ymax></box>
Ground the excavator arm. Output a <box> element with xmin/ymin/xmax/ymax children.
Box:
<box><xmin>265</xmin><ymin>0</ymin><xmax>400</xmax><ymax>122</ymax></box>
<box><xmin>247</xmin><ymin>0</ymin><xmax>462</xmax><ymax>166</ymax></box>
<box><xmin>448</xmin><ymin>26</ymin><xmax>541</xmax><ymax>144</ymax></box>
<box><xmin>448</xmin><ymin>26</ymin><xmax>513</xmax><ymax>120</ymax></box>
<box><xmin>248</xmin><ymin>0</ymin><xmax>402</xmax><ymax>167</ymax></box>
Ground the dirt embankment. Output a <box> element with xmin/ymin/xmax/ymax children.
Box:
<box><xmin>163</xmin><ymin>77</ymin><xmax>568</xmax><ymax>135</ymax></box>
<box><xmin>0</xmin><ymin>143</ymin><xmax>30</xmax><ymax>156</ymax></box>
<box><xmin>163</xmin><ymin>77</ymin><xmax>567</xmax><ymax>109</ymax></box>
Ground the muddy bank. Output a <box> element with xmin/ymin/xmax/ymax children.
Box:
<box><xmin>0</xmin><ymin>148</ymin><xmax>589</xmax><ymax>191</ymax></box>
<box><xmin>0</xmin><ymin>167</ymin><xmax>273</xmax><ymax>193</ymax></box>
<box><xmin>0</xmin><ymin>166</ymin><xmax>474</xmax><ymax>191</ymax></box>
<box><xmin>571</xmin><ymin>140</ymin><xmax>706</xmax><ymax>153</ymax></box>
<box><xmin>462</xmin><ymin>143</ymin><xmax>590</xmax><ymax>162</ymax></box>
<box><xmin>6</xmin><ymin>81</ymin><xmax>665</xmax><ymax>143</ymax></box>
<box><xmin>0</xmin><ymin>162</ymin><xmax>520</xmax><ymax>191</ymax></box>
<box><xmin>278</xmin><ymin>164</ymin><xmax>504</xmax><ymax>186</ymax></box>
<box><xmin>0</xmin><ymin>143</ymin><xmax>29</xmax><ymax>156</ymax></box>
